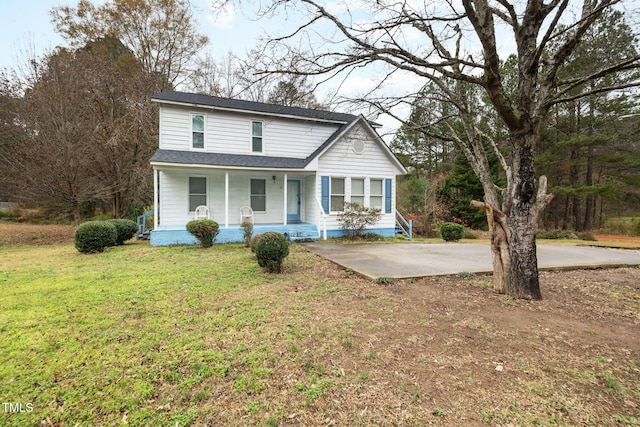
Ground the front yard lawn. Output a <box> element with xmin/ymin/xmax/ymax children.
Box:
<box><xmin>1</xmin><ymin>238</ymin><xmax>639</xmax><ymax>426</ymax></box>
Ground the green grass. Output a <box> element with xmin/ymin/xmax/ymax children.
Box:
<box><xmin>0</xmin><ymin>242</ymin><xmax>329</xmax><ymax>426</ymax></box>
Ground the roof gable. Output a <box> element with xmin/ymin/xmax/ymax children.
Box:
<box><xmin>306</xmin><ymin>115</ymin><xmax>407</xmax><ymax>174</ymax></box>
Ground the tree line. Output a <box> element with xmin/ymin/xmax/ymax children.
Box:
<box><xmin>391</xmin><ymin>8</ymin><xmax>640</xmax><ymax>235</ymax></box>
<box><xmin>0</xmin><ymin>0</ymin><xmax>323</xmax><ymax>224</ymax></box>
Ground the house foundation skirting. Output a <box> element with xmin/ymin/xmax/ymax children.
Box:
<box><xmin>149</xmin><ymin>224</ymin><xmax>397</xmax><ymax>246</ymax></box>
<box><xmin>150</xmin><ymin>223</ymin><xmax>320</xmax><ymax>246</ymax></box>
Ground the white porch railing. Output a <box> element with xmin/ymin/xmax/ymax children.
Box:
<box><xmin>315</xmin><ymin>196</ymin><xmax>328</xmax><ymax>240</ymax></box>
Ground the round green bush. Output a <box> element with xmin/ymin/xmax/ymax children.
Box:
<box><xmin>255</xmin><ymin>232</ymin><xmax>289</xmax><ymax>273</ymax></box>
<box><xmin>186</xmin><ymin>219</ymin><xmax>219</xmax><ymax>248</ymax></box>
<box><xmin>75</xmin><ymin>221</ymin><xmax>118</xmax><ymax>253</ymax></box>
<box><xmin>440</xmin><ymin>222</ymin><xmax>465</xmax><ymax>242</ymax></box>
<box><xmin>249</xmin><ymin>233</ymin><xmax>264</xmax><ymax>253</ymax></box>
<box><xmin>108</xmin><ymin>219</ymin><xmax>137</xmax><ymax>245</ymax></box>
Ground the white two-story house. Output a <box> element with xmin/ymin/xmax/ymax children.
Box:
<box><xmin>148</xmin><ymin>90</ymin><xmax>407</xmax><ymax>246</ymax></box>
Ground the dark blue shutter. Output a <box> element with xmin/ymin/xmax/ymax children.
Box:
<box><xmin>385</xmin><ymin>178</ymin><xmax>392</xmax><ymax>213</ymax></box>
<box><xmin>321</xmin><ymin>176</ymin><xmax>330</xmax><ymax>213</ymax></box>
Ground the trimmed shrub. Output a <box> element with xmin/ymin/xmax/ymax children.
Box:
<box><xmin>108</xmin><ymin>219</ymin><xmax>137</xmax><ymax>245</ymax></box>
<box><xmin>186</xmin><ymin>219</ymin><xmax>220</xmax><ymax>248</ymax></box>
<box><xmin>241</xmin><ymin>221</ymin><xmax>254</xmax><ymax>247</ymax></box>
<box><xmin>250</xmin><ymin>233</ymin><xmax>264</xmax><ymax>253</ymax></box>
<box><xmin>440</xmin><ymin>222</ymin><xmax>465</xmax><ymax>242</ymax></box>
<box><xmin>75</xmin><ymin>221</ymin><xmax>118</xmax><ymax>253</ymax></box>
<box><xmin>338</xmin><ymin>202</ymin><xmax>382</xmax><ymax>239</ymax></box>
<box><xmin>255</xmin><ymin>232</ymin><xmax>289</xmax><ymax>273</ymax></box>
<box><xmin>537</xmin><ymin>229</ymin><xmax>578</xmax><ymax>240</ymax></box>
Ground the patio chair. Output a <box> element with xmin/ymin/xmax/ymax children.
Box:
<box><xmin>240</xmin><ymin>206</ymin><xmax>254</xmax><ymax>224</ymax></box>
<box><xmin>194</xmin><ymin>205</ymin><xmax>210</xmax><ymax>220</ymax></box>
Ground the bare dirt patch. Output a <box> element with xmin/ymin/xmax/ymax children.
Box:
<box><xmin>0</xmin><ymin>222</ymin><xmax>75</xmax><ymax>246</ymax></box>
<box><xmin>270</xmin><ymin>254</ymin><xmax>640</xmax><ymax>426</ymax></box>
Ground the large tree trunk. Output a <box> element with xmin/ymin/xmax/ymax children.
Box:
<box><xmin>472</xmin><ymin>132</ymin><xmax>552</xmax><ymax>300</ymax></box>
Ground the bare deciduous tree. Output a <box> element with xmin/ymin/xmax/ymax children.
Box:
<box><xmin>220</xmin><ymin>0</ymin><xmax>640</xmax><ymax>299</ymax></box>
<box><xmin>51</xmin><ymin>0</ymin><xmax>208</xmax><ymax>87</ymax></box>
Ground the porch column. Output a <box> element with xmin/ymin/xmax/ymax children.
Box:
<box><xmin>224</xmin><ymin>172</ymin><xmax>229</xmax><ymax>228</ymax></box>
<box><xmin>153</xmin><ymin>168</ymin><xmax>158</xmax><ymax>230</ymax></box>
<box><xmin>283</xmin><ymin>173</ymin><xmax>288</xmax><ymax>226</ymax></box>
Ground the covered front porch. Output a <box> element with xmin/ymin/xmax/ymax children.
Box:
<box><xmin>148</xmin><ymin>166</ymin><xmax>327</xmax><ymax>246</ymax></box>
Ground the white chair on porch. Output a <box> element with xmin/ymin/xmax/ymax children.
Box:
<box><xmin>240</xmin><ymin>206</ymin><xmax>254</xmax><ymax>224</ymax></box>
<box><xmin>194</xmin><ymin>205</ymin><xmax>210</xmax><ymax>220</ymax></box>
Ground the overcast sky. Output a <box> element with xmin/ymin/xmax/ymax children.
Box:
<box><xmin>0</xmin><ymin>0</ymin><xmax>422</xmax><ymax>137</ymax></box>
<box><xmin>0</xmin><ymin>0</ymin><xmax>263</xmax><ymax>70</ymax></box>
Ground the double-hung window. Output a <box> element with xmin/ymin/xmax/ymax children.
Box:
<box><xmin>250</xmin><ymin>179</ymin><xmax>266</xmax><ymax>212</ymax></box>
<box><xmin>192</xmin><ymin>114</ymin><xmax>205</xmax><ymax>149</ymax></box>
<box><xmin>330</xmin><ymin>177</ymin><xmax>345</xmax><ymax>212</ymax></box>
<box><xmin>252</xmin><ymin>121</ymin><xmax>263</xmax><ymax>153</ymax></box>
<box><xmin>370</xmin><ymin>179</ymin><xmax>383</xmax><ymax>210</ymax></box>
<box><xmin>351</xmin><ymin>178</ymin><xmax>365</xmax><ymax>206</ymax></box>
<box><xmin>189</xmin><ymin>177</ymin><xmax>207</xmax><ymax>211</ymax></box>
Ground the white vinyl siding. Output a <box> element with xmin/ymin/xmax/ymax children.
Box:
<box><xmin>158</xmin><ymin>105</ymin><xmax>339</xmax><ymax>157</ymax></box>
<box><xmin>316</xmin><ymin>123</ymin><xmax>403</xmax><ymax>231</ymax></box>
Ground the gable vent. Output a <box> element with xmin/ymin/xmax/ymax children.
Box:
<box><xmin>352</xmin><ymin>140</ymin><xmax>366</xmax><ymax>155</ymax></box>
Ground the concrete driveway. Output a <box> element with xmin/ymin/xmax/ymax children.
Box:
<box><xmin>301</xmin><ymin>242</ymin><xmax>640</xmax><ymax>279</ymax></box>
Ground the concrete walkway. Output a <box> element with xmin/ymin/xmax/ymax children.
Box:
<box><xmin>301</xmin><ymin>242</ymin><xmax>640</xmax><ymax>279</ymax></box>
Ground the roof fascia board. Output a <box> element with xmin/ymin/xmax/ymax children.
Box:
<box><xmin>151</xmin><ymin>161</ymin><xmax>310</xmax><ymax>173</ymax></box>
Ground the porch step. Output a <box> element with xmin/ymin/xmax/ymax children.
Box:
<box><xmin>258</xmin><ymin>223</ymin><xmax>319</xmax><ymax>242</ymax></box>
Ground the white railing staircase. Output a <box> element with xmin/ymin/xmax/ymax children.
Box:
<box><xmin>395</xmin><ymin>210</ymin><xmax>413</xmax><ymax>240</ymax></box>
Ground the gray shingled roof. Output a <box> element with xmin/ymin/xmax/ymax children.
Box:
<box><xmin>150</xmin><ymin>150</ymin><xmax>309</xmax><ymax>170</ymax></box>
<box><xmin>152</xmin><ymin>90</ymin><xmax>358</xmax><ymax>124</ymax></box>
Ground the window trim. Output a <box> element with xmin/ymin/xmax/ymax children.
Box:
<box><xmin>251</xmin><ymin>120</ymin><xmax>263</xmax><ymax>153</ymax></box>
<box><xmin>188</xmin><ymin>176</ymin><xmax>208</xmax><ymax>212</ymax></box>
<box><xmin>370</xmin><ymin>178</ymin><xmax>384</xmax><ymax>211</ymax></box>
<box><xmin>350</xmin><ymin>177</ymin><xmax>365</xmax><ymax>206</ymax></box>
<box><xmin>250</xmin><ymin>178</ymin><xmax>267</xmax><ymax>212</ymax></box>
<box><xmin>191</xmin><ymin>113</ymin><xmax>205</xmax><ymax>150</ymax></box>
<box><xmin>330</xmin><ymin>177</ymin><xmax>345</xmax><ymax>213</ymax></box>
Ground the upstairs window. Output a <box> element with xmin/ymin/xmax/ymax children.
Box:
<box><xmin>252</xmin><ymin>121</ymin><xmax>263</xmax><ymax>153</ymax></box>
<box><xmin>250</xmin><ymin>179</ymin><xmax>266</xmax><ymax>212</ymax></box>
<box><xmin>189</xmin><ymin>177</ymin><xmax>207</xmax><ymax>211</ymax></box>
<box><xmin>330</xmin><ymin>177</ymin><xmax>345</xmax><ymax>212</ymax></box>
<box><xmin>192</xmin><ymin>114</ymin><xmax>205</xmax><ymax>149</ymax></box>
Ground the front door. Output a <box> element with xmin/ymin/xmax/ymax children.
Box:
<box><xmin>287</xmin><ymin>180</ymin><xmax>301</xmax><ymax>222</ymax></box>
